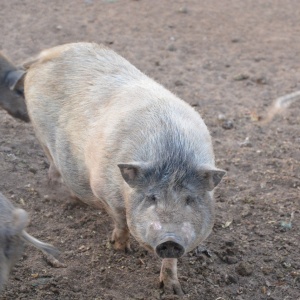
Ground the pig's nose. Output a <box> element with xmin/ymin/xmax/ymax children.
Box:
<box><xmin>156</xmin><ymin>241</ymin><xmax>185</xmax><ymax>258</ymax></box>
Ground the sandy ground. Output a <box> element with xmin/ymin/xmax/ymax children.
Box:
<box><xmin>0</xmin><ymin>1</ymin><xmax>299</xmax><ymax>299</ymax></box>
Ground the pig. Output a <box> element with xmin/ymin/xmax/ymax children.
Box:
<box><xmin>24</xmin><ymin>42</ymin><xmax>225</xmax><ymax>295</ymax></box>
<box><xmin>0</xmin><ymin>52</ymin><xmax>29</xmax><ymax>122</ymax></box>
<box><xmin>0</xmin><ymin>192</ymin><xmax>59</xmax><ymax>292</ymax></box>
<box><xmin>263</xmin><ymin>90</ymin><xmax>300</xmax><ymax>123</ymax></box>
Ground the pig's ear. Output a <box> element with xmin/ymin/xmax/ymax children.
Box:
<box><xmin>12</xmin><ymin>208</ymin><xmax>30</xmax><ymax>235</ymax></box>
<box><xmin>118</xmin><ymin>162</ymin><xmax>150</xmax><ymax>188</ymax></box>
<box><xmin>5</xmin><ymin>70</ymin><xmax>25</xmax><ymax>92</ymax></box>
<box><xmin>197</xmin><ymin>167</ymin><xmax>226</xmax><ymax>191</ymax></box>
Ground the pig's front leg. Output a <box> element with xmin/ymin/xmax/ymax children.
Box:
<box><xmin>111</xmin><ymin>225</ymin><xmax>131</xmax><ymax>252</ymax></box>
<box><xmin>110</xmin><ymin>212</ymin><xmax>131</xmax><ymax>252</ymax></box>
<box><xmin>160</xmin><ymin>258</ymin><xmax>184</xmax><ymax>296</ymax></box>
<box><xmin>90</xmin><ymin>177</ymin><xmax>131</xmax><ymax>252</ymax></box>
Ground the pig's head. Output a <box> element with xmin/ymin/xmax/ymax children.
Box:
<box><xmin>0</xmin><ymin>52</ymin><xmax>29</xmax><ymax>122</ymax></box>
<box><xmin>0</xmin><ymin>208</ymin><xmax>28</xmax><ymax>292</ymax></box>
<box><xmin>118</xmin><ymin>161</ymin><xmax>225</xmax><ymax>258</ymax></box>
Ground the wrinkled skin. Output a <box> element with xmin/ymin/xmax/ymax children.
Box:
<box><xmin>24</xmin><ymin>43</ymin><xmax>225</xmax><ymax>295</ymax></box>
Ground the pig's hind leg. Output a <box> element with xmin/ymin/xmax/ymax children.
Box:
<box><xmin>41</xmin><ymin>144</ymin><xmax>62</xmax><ymax>183</ymax></box>
<box><xmin>48</xmin><ymin>162</ymin><xmax>61</xmax><ymax>183</ymax></box>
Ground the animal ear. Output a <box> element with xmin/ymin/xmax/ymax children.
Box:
<box><xmin>12</xmin><ymin>208</ymin><xmax>29</xmax><ymax>235</ymax></box>
<box><xmin>198</xmin><ymin>167</ymin><xmax>226</xmax><ymax>191</ymax></box>
<box><xmin>5</xmin><ymin>69</ymin><xmax>25</xmax><ymax>93</ymax></box>
<box><xmin>118</xmin><ymin>162</ymin><xmax>151</xmax><ymax>188</ymax></box>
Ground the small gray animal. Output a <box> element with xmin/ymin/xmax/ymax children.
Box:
<box><xmin>0</xmin><ymin>192</ymin><xmax>59</xmax><ymax>292</ymax></box>
<box><xmin>24</xmin><ymin>43</ymin><xmax>225</xmax><ymax>295</ymax></box>
<box><xmin>0</xmin><ymin>52</ymin><xmax>29</xmax><ymax>122</ymax></box>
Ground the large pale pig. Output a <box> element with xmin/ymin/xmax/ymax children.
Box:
<box><xmin>0</xmin><ymin>52</ymin><xmax>29</xmax><ymax>122</ymax></box>
<box><xmin>24</xmin><ymin>43</ymin><xmax>225</xmax><ymax>295</ymax></box>
<box><xmin>0</xmin><ymin>192</ymin><xmax>59</xmax><ymax>292</ymax></box>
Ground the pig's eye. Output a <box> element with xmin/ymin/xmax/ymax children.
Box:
<box><xmin>147</xmin><ymin>195</ymin><xmax>157</xmax><ymax>203</ymax></box>
<box><xmin>185</xmin><ymin>196</ymin><xmax>194</xmax><ymax>206</ymax></box>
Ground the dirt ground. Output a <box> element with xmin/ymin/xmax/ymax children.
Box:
<box><xmin>0</xmin><ymin>0</ymin><xmax>299</xmax><ymax>299</ymax></box>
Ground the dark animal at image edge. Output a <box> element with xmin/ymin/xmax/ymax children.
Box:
<box><xmin>0</xmin><ymin>192</ymin><xmax>59</xmax><ymax>292</ymax></box>
<box><xmin>23</xmin><ymin>42</ymin><xmax>225</xmax><ymax>295</ymax></box>
<box><xmin>0</xmin><ymin>52</ymin><xmax>29</xmax><ymax>122</ymax></box>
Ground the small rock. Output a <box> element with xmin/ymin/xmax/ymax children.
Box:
<box><xmin>261</xmin><ymin>267</ymin><xmax>273</xmax><ymax>275</ymax></box>
<box><xmin>236</xmin><ymin>262</ymin><xmax>253</xmax><ymax>276</ymax></box>
<box><xmin>167</xmin><ymin>45</ymin><xmax>177</xmax><ymax>52</ymax></box>
<box><xmin>233</xmin><ymin>74</ymin><xmax>249</xmax><ymax>81</ymax></box>
<box><xmin>254</xmin><ymin>57</ymin><xmax>265</xmax><ymax>62</ymax></box>
<box><xmin>178</xmin><ymin>6</ymin><xmax>188</xmax><ymax>14</ymax></box>
<box><xmin>104</xmin><ymin>40</ymin><xmax>114</xmax><ymax>45</ymax></box>
<box><xmin>290</xmin><ymin>271</ymin><xmax>300</xmax><ymax>278</ymax></box>
<box><xmin>231</xmin><ymin>38</ymin><xmax>240</xmax><ymax>43</ymax></box>
<box><xmin>72</xmin><ymin>285</ymin><xmax>81</xmax><ymax>293</ymax></box>
<box><xmin>261</xmin><ymin>286</ymin><xmax>267</xmax><ymax>294</ymax></box>
<box><xmin>253</xmin><ymin>76</ymin><xmax>268</xmax><ymax>85</ymax></box>
<box><xmin>43</xmin><ymin>195</ymin><xmax>50</xmax><ymax>203</ymax></box>
<box><xmin>174</xmin><ymin>80</ymin><xmax>184</xmax><ymax>86</ymax></box>
<box><xmin>43</xmin><ymin>253</ymin><xmax>66</xmax><ymax>268</ymax></box>
<box><xmin>31</xmin><ymin>277</ymin><xmax>52</xmax><ymax>287</ymax></box>
<box><xmin>0</xmin><ymin>146</ymin><xmax>12</xmax><ymax>153</ymax></box>
<box><xmin>225</xmin><ymin>273</ymin><xmax>238</xmax><ymax>284</ymax></box>
<box><xmin>195</xmin><ymin>246</ymin><xmax>207</xmax><ymax>257</ymax></box>
<box><xmin>225</xmin><ymin>241</ymin><xmax>235</xmax><ymax>247</ymax></box>
<box><xmin>226</xmin><ymin>256</ymin><xmax>239</xmax><ymax>264</ymax></box>
<box><xmin>282</xmin><ymin>261</ymin><xmax>292</xmax><ymax>268</ymax></box>
<box><xmin>45</xmin><ymin>212</ymin><xmax>53</xmax><ymax>218</ymax></box>
<box><xmin>239</xmin><ymin>137</ymin><xmax>253</xmax><ymax>147</ymax></box>
<box><xmin>241</xmin><ymin>205</ymin><xmax>251</xmax><ymax>217</ymax></box>
<box><xmin>222</xmin><ymin>120</ymin><xmax>234</xmax><ymax>130</ymax></box>
<box><xmin>29</xmin><ymin>167</ymin><xmax>37</xmax><ymax>174</ymax></box>
<box><xmin>218</xmin><ymin>113</ymin><xmax>226</xmax><ymax>121</ymax></box>
<box><xmin>280</xmin><ymin>221</ymin><xmax>292</xmax><ymax>230</ymax></box>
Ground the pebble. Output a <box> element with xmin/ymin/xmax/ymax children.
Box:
<box><xmin>167</xmin><ymin>45</ymin><xmax>177</xmax><ymax>52</ymax></box>
<box><xmin>236</xmin><ymin>262</ymin><xmax>253</xmax><ymax>276</ymax></box>
<box><xmin>222</xmin><ymin>120</ymin><xmax>234</xmax><ymax>130</ymax></box>
<box><xmin>233</xmin><ymin>74</ymin><xmax>249</xmax><ymax>81</ymax></box>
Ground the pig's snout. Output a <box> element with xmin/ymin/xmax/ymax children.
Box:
<box><xmin>156</xmin><ymin>240</ymin><xmax>185</xmax><ymax>259</ymax></box>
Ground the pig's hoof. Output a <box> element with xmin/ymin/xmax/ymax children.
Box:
<box><xmin>160</xmin><ymin>279</ymin><xmax>184</xmax><ymax>296</ymax></box>
<box><xmin>111</xmin><ymin>227</ymin><xmax>131</xmax><ymax>252</ymax></box>
<box><xmin>110</xmin><ymin>239</ymin><xmax>132</xmax><ymax>253</ymax></box>
<box><xmin>47</xmin><ymin>163</ymin><xmax>62</xmax><ymax>184</ymax></box>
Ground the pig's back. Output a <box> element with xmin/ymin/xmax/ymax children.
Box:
<box><xmin>24</xmin><ymin>43</ymin><xmax>214</xmax><ymax>203</ymax></box>
<box><xmin>25</xmin><ymin>43</ymin><xmax>150</xmax><ymax>201</ymax></box>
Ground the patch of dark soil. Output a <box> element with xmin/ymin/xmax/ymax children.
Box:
<box><xmin>0</xmin><ymin>1</ymin><xmax>299</xmax><ymax>299</ymax></box>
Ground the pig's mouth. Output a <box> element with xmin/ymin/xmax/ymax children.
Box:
<box><xmin>155</xmin><ymin>235</ymin><xmax>185</xmax><ymax>259</ymax></box>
